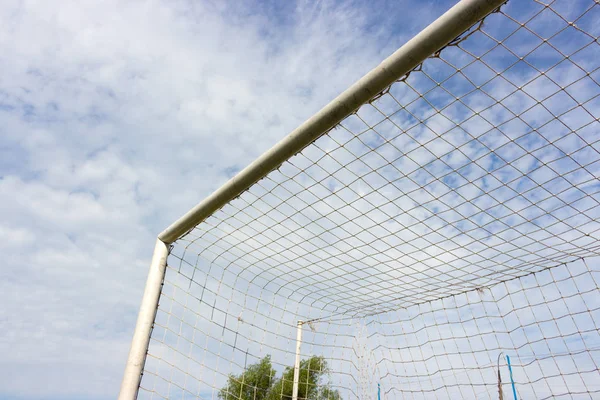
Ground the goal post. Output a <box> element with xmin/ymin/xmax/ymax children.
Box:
<box><xmin>120</xmin><ymin>1</ymin><xmax>505</xmax><ymax>398</ymax></box>
<box><xmin>119</xmin><ymin>0</ymin><xmax>600</xmax><ymax>398</ymax></box>
<box><xmin>120</xmin><ymin>239</ymin><xmax>169</xmax><ymax>400</ymax></box>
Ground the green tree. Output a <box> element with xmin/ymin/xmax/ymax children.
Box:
<box><xmin>219</xmin><ymin>355</ymin><xmax>277</xmax><ymax>400</ymax></box>
<box><xmin>218</xmin><ymin>355</ymin><xmax>342</xmax><ymax>400</ymax></box>
<box><xmin>315</xmin><ymin>387</ymin><xmax>342</xmax><ymax>400</ymax></box>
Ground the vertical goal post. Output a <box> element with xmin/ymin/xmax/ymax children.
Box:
<box><xmin>119</xmin><ymin>0</ymin><xmax>600</xmax><ymax>398</ymax></box>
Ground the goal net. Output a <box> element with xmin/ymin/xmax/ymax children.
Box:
<box><xmin>123</xmin><ymin>0</ymin><xmax>600</xmax><ymax>399</ymax></box>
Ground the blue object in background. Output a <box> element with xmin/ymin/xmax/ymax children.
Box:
<box><xmin>506</xmin><ymin>355</ymin><xmax>517</xmax><ymax>400</ymax></box>
<box><xmin>378</xmin><ymin>383</ymin><xmax>381</xmax><ymax>400</ymax></box>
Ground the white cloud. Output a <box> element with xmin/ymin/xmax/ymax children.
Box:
<box><xmin>0</xmin><ymin>0</ymin><xmax>451</xmax><ymax>398</ymax></box>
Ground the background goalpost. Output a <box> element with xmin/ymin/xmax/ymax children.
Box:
<box><xmin>120</xmin><ymin>0</ymin><xmax>600</xmax><ymax>398</ymax></box>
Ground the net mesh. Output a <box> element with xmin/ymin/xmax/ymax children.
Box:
<box><xmin>138</xmin><ymin>1</ymin><xmax>600</xmax><ymax>399</ymax></box>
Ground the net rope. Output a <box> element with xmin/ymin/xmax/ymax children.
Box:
<box><xmin>138</xmin><ymin>1</ymin><xmax>600</xmax><ymax>399</ymax></box>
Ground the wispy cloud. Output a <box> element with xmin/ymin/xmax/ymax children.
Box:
<box><xmin>0</xmin><ymin>0</ymin><xmax>452</xmax><ymax>398</ymax></box>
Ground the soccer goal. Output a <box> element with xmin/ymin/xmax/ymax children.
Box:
<box><xmin>120</xmin><ymin>0</ymin><xmax>600</xmax><ymax>398</ymax></box>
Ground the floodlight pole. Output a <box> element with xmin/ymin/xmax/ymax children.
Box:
<box><xmin>292</xmin><ymin>320</ymin><xmax>304</xmax><ymax>400</ymax></box>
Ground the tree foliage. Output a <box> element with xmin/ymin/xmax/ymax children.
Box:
<box><xmin>218</xmin><ymin>355</ymin><xmax>342</xmax><ymax>400</ymax></box>
<box><xmin>219</xmin><ymin>355</ymin><xmax>277</xmax><ymax>400</ymax></box>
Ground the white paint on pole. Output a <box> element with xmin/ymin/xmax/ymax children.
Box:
<box><xmin>292</xmin><ymin>321</ymin><xmax>303</xmax><ymax>400</ymax></box>
<box><xmin>119</xmin><ymin>239</ymin><xmax>169</xmax><ymax>400</ymax></box>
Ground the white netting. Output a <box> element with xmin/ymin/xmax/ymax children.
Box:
<box><xmin>138</xmin><ymin>1</ymin><xmax>600</xmax><ymax>399</ymax></box>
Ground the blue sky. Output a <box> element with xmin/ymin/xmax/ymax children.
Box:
<box><xmin>2</xmin><ymin>0</ymin><xmax>600</xmax><ymax>399</ymax></box>
<box><xmin>0</xmin><ymin>0</ymin><xmax>462</xmax><ymax>399</ymax></box>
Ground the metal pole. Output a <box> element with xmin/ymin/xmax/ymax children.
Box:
<box><xmin>506</xmin><ymin>355</ymin><xmax>518</xmax><ymax>400</ymax></box>
<box><xmin>292</xmin><ymin>321</ymin><xmax>303</xmax><ymax>400</ymax></box>
<box><xmin>497</xmin><ymin>352</ymin><xmax>504</xmax><ymax>400</ymax></box>
<box><xmin>119</xmin><ymin>239</ymin><xmax>169</xmax><ymax>400</ymax></box>
<box><xmin>157</xmin><ymin>0</ymin><xmax>505</xmax><ymax>244</ymax></box>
